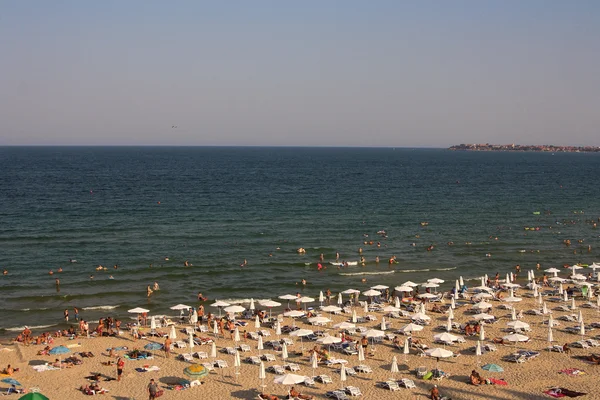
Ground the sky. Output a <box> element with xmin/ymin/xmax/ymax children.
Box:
<box><xmin>1</xmin><ymin>1</ymin><xmax>599</xmax><ymax>147</ymax></box>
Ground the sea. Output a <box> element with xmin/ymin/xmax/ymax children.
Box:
<box><xmin>1</xmin><ymin>146</ymin><xmax>599</xmax><ymax>335</ymax></box>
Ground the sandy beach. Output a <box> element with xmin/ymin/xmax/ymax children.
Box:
<box><xmin>2</xmin><ymin>279</ymin><xmax>600</xmax><ymax>400</ymax></box>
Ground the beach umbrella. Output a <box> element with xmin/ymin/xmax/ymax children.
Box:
<box><xmin>273</xmin><ymin>373</ymin><xmax>306</xmax><ymax>385</ymax></box>
<box><xmin>510</xmin><ymin>272</ymin><xmax>514</xmax><ymax>282</ymax></box>
<box><xmin>48</xmin><ymin>345</ymin><xmax>70</xmax><ymax>368</ymax></box>
<box><xmin>559</xmin><ymin>283</ymin><xmax>564</xmax><ymax>295</ymax></box>
<box><xmin>433</xmin><ymin>332</ymin><xmax>459</xmax><ymax>344</ymax></box>
<box><xmin>380</xmin><ymin>317</ymin><xmax>387</xmax><ymax>331</ymax></box>
<box><xmin>411</xmin><ymin>312</ymin><xmax>430</xmax><ymax>321</ymax></box>
<box><xmin>210</xmin><ymin>300</ymin><xmax>230</xmax><ymax>317</ymax></box>
<box><xmin>150</xmin><ymin>316</ymin><xmax>157</xmax><ymax>331</ymax></box>
<box><xmin>362</xmin><ymin>289</ymin><xmax>381</xmax><ymax>297</ymax></box>
<box><xmin>351</xmin><ymin>309</ymin><xmax>357</xmax><ymax>323</ymax></box>
<box><xmin>446</xmin><ymin>316</ymin><xmax>452</xmax><ymax>332</ymax></box>
<box><xmin>289</xmin><ymin>329</ymin><xmax>313</xmax><ymax>350</ymax></box>
<box><xmin>279</xmin><ymin>294</ymin><xmax>298</xmax><ymax>308</ymax></box>
<box><xmin>571</xmin><ymin>298</ymin><xmax>577</xmax><ymax>310</ymax></box>
<box><xmin>249</xmin><ymin>298</ymin><xmax>255</xmax><ymax>311</ymax></box>
<box><xmin>191</xmin><ymin>309</ymin><xmax>198</xmax><ymax>325</ymax></box>
<box><xmin>383</xmin><ymin>305</ymin><xmax>401</xmax><ymax>313</ymax></box>
<box><xmin>319</xmin><ymin>291</ymin><xmax>324</xmax><ymax>305</ymax></box>
<box><xmin>459</xmin><ymin>276</ymin><xmax>464</xmax><ymax>287</ymax></box>
<box><xmin>363</xmin><ymin>329</ymin><xmax>385</xmax><ymax>339</ymax></box>
<box><xmin>316</xmin><ymin>336</ymin><xmax>342</xmax><ymax>349</ymax></box>
<box><xmin>308</xmin><ymin>316</ymin><xmax>331</xmax><ymax>325</ymax></box>
<box><xmin>17</xmin><ymin>394</ymin><xmax>50</xmax><ymax>400</ymax></box>
<box><xmin>224</xmin><ymin>305</ymin><xmax>245</xmax><ymax>314</ymax></box>
<box><xmin>128</xmin><ymin>307</ymin><xmax>150</xmax><ymax>314</ymax></box>
<box><xmin>213</xmin><ymin>320</ymin><xmax>219</xmax><ymax>337</ymax></box>
<box><xmin>502</xmin><ymin>333</ymin><xmax>529</xmax><ymax>343</ymax></box>
<box><xmin>394</xmin><ymin>296</ymin><xmax>401</xmax><ymax>308</ymax></box>
<box><xmin>255</xmin><ymin>315</ymin><xmax>261</xmax><ymax>329</ymax></box>
<box><xmin>479</xmin><ymin>325</ymin><xmax>485</xmax><ymax>341</ymax></box>
<box><xmin>170</xmin><ymin>304</ymin><xmax>191</xmax><ymax>311</ymax></box>
<box><xmin>281</xmin><ymin>343</ymin><xmax>288</xmax><ymax>361</ymax></box>
<box><xmin>402</xmin><ymin>281</ymin><xmax>419</xmax><ymax>287</ymax></box>
<box><xmin>234</xmin><ymin>328</ymin><xmax>240</xmax><ymax>343</ymax></box>
<box><xmin>275</xmin><ymin>321</ymin><xmax>282</xmax><ymax>337</ymax></box>
<box><xmin>475</xmin><ymin>341</ymin><xmax>482</xmax><ymax>357</ymax></box>
<box><xmin>505</xmin><ymin>273</ymin><xmax>510</xmax><ymax>284</ymax></box>
<box><xmin>144</xmin><ymin>342</ymin><xmax>162</xmax><ymax>351</ymax></box>
<box><xmin>257</xmin><ymin>335</ymin><xmax>264</xmax><ymax>355</ymax></box>
<box><xmin>542</xmin><ymin>302</ymin><xmax>549</xmax><ymax>315</ymax></box>
<box><xmin>284</xmin><ymin>310</ymin><xmax>305</xmax><ymax>318</ymax></box>
<box><xmin>473</xmin><ymin>313</ymin><xmax>495</xmax><ymax>321</ymax></box>
<box><xmin>395</xmin><ymin>285</ymin><xmax>414</xmax><ymax>293</ymax></box>
<box><xmin>482</xmin><ymin>364</ymin><xmax>504</xmax><ymax>372</ymax></box>
<box><xmin>533</xmin><ymin>286</ymin><xmax>538</xmax><ymax>298</ymax></box>
<box><xmin>538</xmin><ymin>294</ymin><xmax>543</xmax><ymax>305</ymax></box>
<box><xmin>358</xmin><ymin>343</ymin><xmax>365</xmax><ymax>362</ymax></box>
<box><xmin>563</xmin><ymin>291</ymin><xmax>569</xmax><ymax>302</ymax></box>
<box><xmin>503</xmin><ymin>296</ymin><xmax>523</xmax><ymax>303</ymax></box>
<box><xmin>450</xmin><ymin>297</ymin><xmax>456</xmax><ymax>309</ymax></box>
<box><xmin>425</xmin><ymin>348</ymin><xmax>453</xmax><ymax>369</ymax></box>
<box><xmin>339</xmin><ymin>365</ymin><xmax>347</xmax><ymax>388</ymax></box>
<box><xmin>473</xmin><ymin>292</ymin><xmax>493</xmax><ymax>300</ymax></box>
<box><xmin>472</xmin><ymin>302</ymin><xmax>493</xmax><ymax>310</ymax></box>
<box><xmin>399</xmin><ymin>323</ymin><xmax>424</xmax><ymax>334</ymax></box>
<box><xmin>510</xmin><ymin>308</ymin><xmax>517</xmax><ymax>321</ymax></box>
<box><xmin>363</xmin><ymin>302</ymin><xmax>369</xmax><ymax>313</ymax></box>
<box><xmin>259</xmin><ymin>361</ymin><xmax>266</xmax><ymax>388</ymax></box>
<box><xmin>183</xmin><ymin>363</ymin><xmax>209</xmax><ymax>379</ymax></box>
<box><xmin>372</xmin><ymin>284</ymin><xmax>389</xmax><ymax>290</ymax></box>
<box><xmin>1</xmin><ymin>378</ymin><xmax>21</xmax><ymax>386</ymax></box>
<box><xmin>420</xmin><ymin>303</ymin><xmax>427</xmax><ymax>314</ymax></box>
<box><xmin>579</xmin><ymin>320</ymin><xmax>585</xmax><ymax>336</ymax></box>
<box><xmin>298</xmin><ymin>297</ymin><xmax>315</xmax><ymax>310</ymax></box>
<box><xmin>448</xmin><ymin>308</ymin><xmax>454</xmax><ymax>319</ymax></box>
<box><xmin>337</xmin><ymin>293</ymin><xmax>343</xmax><ymax>306</ymax></box>
<box><xmin>546</xmin><ymin>268</ymin><xmax>560</xmax><ymax>276</ymax></box>
<box><xmin>342</xmin><ymin>288</ymin><xmax>360</xmax><ymax>294</ymax></box>
<box><xmin>390</xmin><ymin>356</ymin><xmax>399</xmax><ymax>373</ymax></box>
<box><xmin>334</xmin><ymin>321</ymin><xmax>356</xmax><ymax>330</ymax></box>
<box><xmin>311</xmin><ymin>352</ymin><xmax>318</xmax><ymax>376</ymax></box>
<box><xmin>507</xmin><ymin>321</ymin><xmax>530</xmax><ymax>331</ymax></box>
<box><xmin>578</xmin><ymin>309</ymin><xmax>583</xmax><ymax>323</ymax></box>
<box><xmin>548</xmin><ymin>325</ymin><xmax>554</xmax><ymax>343</ymax></box>
<box><xmin>169</xmin><ymin>325</ymin><xmax>177</xmax><ymax>340</ymax></box>
<box><xmin>322</xmin><ymin>305</ymin><xmax>342</xmax><ymax>314</ymax></box>
<box><xmin>210</xmin><ymin>342</ymin><xmax>217</xmax><ymax>358</ymax></box>
<box><xmin>403</xmin><ymin>338</ymin><xmax>410</xmax><ymax>357</ymax></box>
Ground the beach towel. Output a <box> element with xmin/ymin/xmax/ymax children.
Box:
<box><xmin>559</xmin><ymin>368</ymin><xmax>586</xmax><ymax>376</ymax></box>
<box><xmin>67</xmin><ymin>343</ymin><xmax>82</xmax><ymax>348</ymax></box>
<box><xmin>32</xmin><ymin>365</ymin><xmax>60</xmax><ymax>372</ymax></box>
<box><xmin>544</xmin><ymin>388</ymin><xmax>586</xmax><ymax>398</ymax></box>
<box><xmin>489</xmin><ymin>378</ymin><xmax>508</xmax><ymax>385</ymax></box>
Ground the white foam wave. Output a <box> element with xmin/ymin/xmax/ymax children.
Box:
<box><xmin>398</xmin><ymin>269</ymin><xmax>430</xmax><ymax>273</ymax></box>
<box><xmin>220</xmin><ymin>298</ymin><xmax>272</xmax><ymax>305</ymax></box>
<box><xmin>434</xmin><ymin>267</ymin><xmax>457</xmax><ymax>271</ymax></box>
<box><xmin>3</xmin><ymin>324</ymin><xmax>54</xmax><ymax>332</ymax></box>
<box><xmin>20</xmin><ymin>308</ymin><xmax>48</xmax><ymax>312</ymax></box>
<box><xmin>82</xmin><ymin>305</ymin><xmax>119</xmax><ymax>310</ymax></box>
<box><xmin>339</xmin><ymin>271</ymin><xmax>395</xmax><ymax>276</ymax></box>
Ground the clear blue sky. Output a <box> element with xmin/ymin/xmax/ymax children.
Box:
<box><xmin>1</xmin><ymin>1</ymin><xmax>599</xmax><ymax>146</ymax></box>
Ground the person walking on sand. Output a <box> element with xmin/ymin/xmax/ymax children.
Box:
<box><xmin>164</xmin><ymin>337</ymin><xmax>172</xmax><ymax>358</ymax></box>
<box><xmin>148</xmin><ymin>378</ymin><xmax>159</xmax><ymax>400</ymax></box>
<box><xmin>116</xmin><ymin>357</ymin><xmax>125</xmax><ymax>381</ymax></box>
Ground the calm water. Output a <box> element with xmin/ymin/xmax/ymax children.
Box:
<box><xmin>1</xmin><ymin>147</ymin><xmax>599</xmax><ymax>333</ymax></box>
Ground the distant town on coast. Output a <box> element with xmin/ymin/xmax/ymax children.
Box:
<box><xmin>449</xmin><ymin>143</ymin><xmax>600</xmax><ymax>152</ymax></box>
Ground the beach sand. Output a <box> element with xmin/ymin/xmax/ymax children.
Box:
<box><xmin>2</xmin><ymin>290</ymin><xmax>600</xmax><ymax>400</ymax></box>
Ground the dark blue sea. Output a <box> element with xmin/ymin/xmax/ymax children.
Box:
<box><xmin>1</xmin><ymin>147</ymin><xmax>599</xmax><ymax>334</ymax></box>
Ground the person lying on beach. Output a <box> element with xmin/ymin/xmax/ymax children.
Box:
<box><xmin>492</xmin><ymin>338</ymin><xmax>505</xmax><ymax>345</ymax></box>
<box><xmin>259</xmin><ymin>393</ymin><xmax>279</xmax><ymax>400</ymax></box>
<box><xmin>470</xmin><ymin>370</ymin><xmax>485</xmax><ymax>385</ymax></box>
<box><xmin>2</xmin><ymin>365</ymin><xmax>16</xmax><ymax>375</ymax></box>
<box><xmin>37</xmin><ymin>346</ymin><xmax>51</xmax><ymax>356</ymax></box>
<box><xmin>289</xmin><ymin>386</ymin><xmax>313</xmax><ymax>400</ymax></box>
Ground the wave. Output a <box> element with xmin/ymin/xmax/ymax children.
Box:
<box><xmin>20</xmin><ymin>308</ymin><xmax>48</xmax><ymax>312</ymax></box>
<box><xmin>219</xmin><ymin>298</ymin><xmax>273</xmax><ymax>305</ymax></box>
<box><xmin>397</xmin><ymin>269</ymin><xmax>429</xmax><ymax>273</ymax></box>
<box><xmin>339</xmin><ymin>271</ymin><xmax>395</xmax><ymax>276</ymax></box>
<box><xmin>81</xmin><ymin>305</ymin><xmax>120</xmax><ymax>310</ymax></box>
<box><xmin>434</xmin><ymin>267</ymin><xmax>457</xmax><ymax>271</ymax></box>
<box><xmin>2</xmin><ymin>324</ymin><xmax>55</xmax><ymax>332</ymax></box>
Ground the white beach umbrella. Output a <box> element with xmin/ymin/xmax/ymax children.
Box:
<box><xmin>372</xmin><ymin>284</ymin><xmax>390</xmax><ymax>290</ymax></box>
<box><xmin>402</xmin><ymin>281</ymin><xmax>419</xmax><ymax>287</ymax></box>
<box><xmin>459</xmin><ymin>276</ymin><xmax>464</xmax><ymax>287</ymax></box>
<box><xmin>334</xmin><ymin>321</ymin><xmax>356</xmax><ymax>330</ymax></box>
<box><xmin>128</xmin><ymin>307</ymin><xmax>150</xmax><ymax>314</ymax></box>
<box><xmin>475</xmin><ymin>340</ymin><xmax>482</xmax><ymax>357</ymax></box>
<box><xmin>507</xmin><ymin>321</ymin><xmax>530</xmax><ymax>330</ymax></box>
<box><xmin>548</xmin><ymin>314</ymin><xmax>557</xmax><ymax>327</ymax></box>
<box><xmin>580</xmin><ymin>320</ymin><xmax>586</xmax><ymax>336</ymax></box>
<box><xmin>548</xmin><ymin>325</ymin><xmax>554</xmax><ymax>343</ymax></box>
<box><xmin>450</xmin><ymin>297</ymin><xmax>456</xmax><ymax>309</ymax></box>
<box><xmin>391</xmin><ymin>356</ymin><xmax>399</xmax><ymax>373</ymax></box>
<box><xmin>446</xmin><ymin>316</ymin><xmax>452</xmax><ymax>332</ymax></box>
<box><xmin>503</xmin><ymin>333</ymin><xmax>529</xmax><ymax>342</ymax></box>
<box><xmin>339</xmin><ymin>364</ymin><xmax>347</xmax><ymax>386</ymax></box>
<box><xmin>420</xmin><ymin>303</ymin><xmax>427</xmax><ymax>313</ymax></box>
<box><xmin>257</xmin><ymin>335</ymin><xmax>264</xmax><ymax>355</ymax></box>
<box><xmin>210</xmin><ymin>341</ymin><xmax>217</xmax><ymax>358</ymax></box>
<box><xmin>316</xmin><ymin>336</ymin><xmax>342</xmax><ymax>345</ymax></box>
<box><xmin>319</xmin><ymin>291</ymin><xmax>324</xmax><ymax>305</ymax></box>
<box><xmin>351</xmin><ymin>309</ymin><xmax>357</xmax><ymax>323</ymax></box>
<box><xmin>363</xmin><ymin>302</ymin><xmax>369</xmax><ymax>313</ymax></box>
<box><xmin>298</xmin><ymin>297</ymin><xmax>315</xmax><ymax>310</ymax></box>
<box><xmin>362</xmin><ymin>289</ymin><xmax>381</xmax><ymax>297</ymax></box>
<box><xmin>473</xmin><ymin>292</ymin><xmax>493</xmax><ymax>300</ymax></box>
<box><xmin>169</xmin><ymin>325</ymin><xmax>177</xmax><ymax>340</ymax></box>
<box><xmin>546</xmin><ymin>268</ymin><xmax>560</xmax><ymax>276</ymax></box>
<box><xmin>170</xmin><ymin>304</ymin><xmax>191</xmax><ymax>311</ymax></box>
<box><xmin>433</xmin><ymin>332</ymin><xmax>459</xmax><ymax>343</ymax></box>
<box><xmin>559</xmin><ymin>283</ymin><xmax>564</xmax><ymax>295</ymax></box>
<box><xmin>383</xmin><ymin>305</ymin><xmax>401</xmax><ymax>313</ymax></box>
<box><xmin>421</xmin><ymin>282</ymin><xmax>439</xmax><ymax>289</ymax></box>
<box><xmin>448</xmin><ymin>307</ymin><xmax>454</xmax><ymax>320</ymax></box>
<box><xmin>479</xmin><ymin>324</ymin><xmax>485</xmax><ymax>341</ymax></box>
<box><xmin>395</xmin><ymin>285</ymin><xmax>414</xmax><ymax>293</ymax></box>
<box><xmin>419</xmin><ymin>293</ymin><xmax>438</xmax><ymax>299</ymax></box>
<box><xmin>311</xmin><ymin>352</ymin><xmax>318</xmax><ymax>376</ymax></box>
<box><xmin>281</xmin><ymin>343</ymin><xmax>288</xmax><ymax>361</ymax></box>
<box><xmin>533</xmin><ymin>286</ymin><xmax>538</xmax><ymax>298</ymax></box>
<box><xmin>510</xmin><ymin>308</ymin><xmax>517</xmax><ymax>321</ymax></box>
<box><xmin>342</xmin><ymin>288</ymin><xmax>361</xmax><ymax>294</ymax></box>
<box><xmin>358</xmin><ymin>343</ymin><xmax>365</xmax><ymax>362</ymax></box>
<box><xmin>234</xmin><ymin>327</ymin><xmax>240</xmax><ymax>342</ymax></box>
<box><xmin>289</xmin><ymin>329</ymin><xmax>313</xmax><ymax>350</ymax></box>
<box><xmin>275</xmin><ymin>321</ymin><xmax>282</xmax><ymax>337</ymax></box>
<box><xmin>563</xmin><ymin>291</ymin><xmax>569</xmax><ymax>302</ymax></box>
<box><xmin>542</xmin><ymin>302</ymin><xmax>549</xmax><ymax>315</ymax></box>
<box><xmin>224</xmin><ymin>305</ymin><xmax>245</xmax><ymax>314</ymax></box>
<box><xmin>308</xmin><ymin>316</ymin><xmax>331</xmax><ymax>325</ymax></box>
<box><xmin>578</xmin><ymin>309</ymin><xmax>583</xmax><ymax>323</ymax></box>
<box><xmin>273</xmin><ymin>373</ymin><xmax>306</xmax><ymax>385</ymax></box>
<box><xmin>188</xmin><ymin>333</ymin><xmax>195</xmax><ymax>355</ymax></box>
<box><xmin>249</xmin><ymin>298</ymin><xmax>255</xmax><ymax>311</ymax></box>
<box><xmin>505</xmin><ymin>273</ymin><xmax>510</xmax><ymax>284</ymax></box>
<box><xmin>398</xmin><ymin>323</ymin><xmax>424</xmax><ymax>334</ymax></box>
<box><xmin>284</xmin><ymin>310</ymin><xmax>305</xmax><ymax>318</ymax></box>
<box><xmin>425</xmin><ymin>348</ymin><xmax>453</xmax><ymax>369</ymax></box>
<box><xmin>510</xmin><ymin>272</ymin><xmax>514</xmax><ymax>282</ymax></box>
<box><xmin>279</xmin><ymin>294</ymin><xmax>298</xmax><ymax>308</ymax></box>
<box><xmin>213</xmin><ymin>320</ymin><xmax>219</xmax><ymax>336</ymax></box>
<box><xmin>363</xmin><ymin>329</ymin><xmax>385</xmax><ymax>339</ymax></box>
<box><xmin>337</xmin><ymin>293</ymin><xmax>343</xmax><ymax>305</ymax></box>
<box><xmin>322</xmin><ymin>305</ymin><xmax>342</xmax><ymax>314</ymax></box>
<box><xmin>394</xmin><ymin>297</ymin><xmax>401</xmax><ymax>308</ymax></box>
<box><xmin>210</xmin><ymin>301</ymin><xmax>230</xmax><ymax>317</ymax></box>
<box><xmin>380</xmin><ymin>317</ymin><xmax>387</xmax><ymax>331</ymax></box>
<box><xmin>150</xmin><ymin>316</ymin><xmax>157</xmax><ymax>330</ymax></box>
<box><xmin>571</xmin><ymin>297</ymin><xmax>577</xmax><ymax>310</ymax></box>
<box><xmin>259</xmin><ymin>361</ymin><xmax>266</xmax><ymax>388</ymax></box>
<box><xmin>234</xmin><ymin>350</ymin><xmax>241</xmax><ymax>368</ymax></box>
<box><xmin>255</xmin><ymin>315</ymin><xmax>261</xmax><ymax>329</ymax></box>
<box><xmin>403</xmin><ymin>338</ymin><xmax>410</xmax><ymax>356</ymax></box>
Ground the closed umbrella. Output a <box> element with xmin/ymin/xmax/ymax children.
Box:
<box><xmin>448</xmin><ymin>308</ymin><xmax>454</xmax><ymax>320</ymax></box>
<box><xmin>578</xmin><ymin>310</ymin><xmax>583</xmax><ymax>323</ymax></box>
<box><xmin>380</xmin><ymin>317</ymin><xmax>387</xmax><ymax>331</ymax></box>
<box><xmin>542</xmin><ymin>302</ymin><xmax>549</xmax><ymax>315</ymax></box>
<box><xmin>390</xmin><ymin>356</ymin><xmax>399</xmax><ymax>374</ymax></box>
<box><xmin>210</xmin><ymin>342</ymin><xmax>217</xmax><ymax>358</ymax></box>
<box><xmin>548</xmin><ymin>325</ymin><xmax>554</xmax><ymax>343</ymax></box>
<box><xmin>339</xmin><ymin>364</ymin><xmax>347</xmax><ymax>388</ymax></box>
<box><xmin>234</xmin><ymin>351</ymin><xmax>241</xmax><ymax>378</ymax></box>
<box><xmin>150</xmin><ymin>316</ymin><xmax>157</xmax><ymax>331</ymax></box>
<box><xmin>311</xmin><ymin>352</ymin><xmax>319</xmax><ymax>376</ymax></box>
<box><xmin>257</xmin><ymin>335</ymin><xmax>264</xmax><ymax>355</ymax></box>
<box><xmin>394</xmin><ymin>297</ymin><xmax>401</xmax><ymax>308</ymax></box>
<box><xmin>403</xmin><ymin>338</ymin><xmax>410</xmax><ymax>360</ymax></box>
<box><xmin>213</xmin><ymin>320</ymin><xmax>219</xmax><ymax>337</ymax></box>
<box><xmin>170</xmin><ymin>325</ymin><xmax>177</xmax><ymax>340</ymax></box>
<box><xmin>475</xmin><ymin>340</ymin><xmax>482</xmax><ymax>357</ymax></box>
<box><xmin>511</xmin><ymin>308</ymin><xmax>517</xmax><ymax>321</ymax></box>
<box><xmin>234</xmin><ymin>327</ymin><xmax>240</xmax><ymax>343</ymax></box>
<box><xmin>255</xmin><ymin>315</ymin><xmax>261</xmax><ymax>329</ymax></box>
<box><xmin>337</xmin><ymin>293</ymin><xmax>343</xmax><ymax>306</ymax></box>
<box><xmin>275</xmin><ymin>321</ymin><xmax>282</xmax><ymax>337</ymax></box>
<box><xmin>580</xmin><ymin>320</ymin><xmax>586</xmax><ymax>336</ymax></box>
<box><xmin>479</xmin><ymin>324</ymin><xmax>485</xmax><ymax>341</ymax></box>
<box><xmin>451</xmin><ymin>297</ymin><xmax>456</xmax><ymax>309</ymax></box>
<box><xmin>358</xmin><ymin>344</ymin><xmax>365</xmax><ymax>362</ymax></box>
<box><xmin>446</xmin><ymin>316</ymin><xmax>452</xmax><ymax>332</ymax></box>
<box><xmin>259</xmin><ymin>361</ymin><xmax>266</xmax><ymax>388</ymax></box>
<box><xmin>281</xmin><ymin>343</ymin><xmax>288</xmax><ymax>362</ymax></box>
<box><xmin>351</xmin><ymin>309</ymin><xmax>357</xmax><ymax>323</ymax></box>
<box><xmin>188</xmin><ymin>333</ymin><xmax>195</xmax><ymax>355</ymax></box>
<box><xmin>571</xmin><ymin>298</ymin><xmax>577</xmax><ymax>310</ymax></box>
<box><xmin>249</xmin><ymin>298</ymin><xmax>255</xmax><ymax>311</ymax></box>
<box><xmin>319</xmin><ymin>291</ymin><xmax>324</xmax><ymax>305</ymax></box>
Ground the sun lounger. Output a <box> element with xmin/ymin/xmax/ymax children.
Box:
<box><xmin>344</xmin><ymin>386</ymin><xmax>362</xmax><ymax>396</ymax></box>
<box><xmin>267</xmin><ymin>365</ymin><xmax>285</xmax><ymax>374</ymax></box>
<box><xmin>572</xmin><ymin>340</ymin><xmax>590</xmax><ymax>349</ymax></box>
<box><xmin>343</xmin><ymin>347</ymin><xmax>358</xmax><ymax>356</ymax></box>
<box><xmin>303</xmin><ymin>377</ymin><xmax>316</xmax><ymax>386</ymax></box>
<box><xmin>214</xmin><ymin>359</ymin><xmax>228</xmax><ymax>368</ymax></box>
<box><xmin>248</xmin><ymin>332</ymin><xmax>260</xmax><ymax>340</ymax></box>
<box><xmin>484</xmin><ymin>344</ymin><xmax>498</xmax><ymax>352</ymax></box>
<box><xmin>201</xmin><ymin>362</ymin><xmax>215</xmax><ymax>372</ymax></box>
<box><xmin>400</xmin><ymin>378</ymin><xmax>416</xmax><ymax>389</ymax></box>
<box><xmin>377</xmin><ymin>380</ymin><xmax>401</xmax><ymax>391</ymax></box>
<box><xmin>585</xmin><ymin>339</ymin><xmax>600</xmax><ymax>347</ymax></box>
<box><xmin>175</xmin><ymin>341</ymin><xmax>187</xmax><ymax>348</ymax></box>
<box><xmin>222</xmin><ymin>347</ymin><xmax>237</xmax><ymax>355</ymax></box>
<box><xmin>238</xmin><ymin>344</ymin><xmax>251</xmax><ymax>352</ymax></box>
<box><xmin>525</xmin><ymin>309</ymin><xmax>543</xmax><ymax>316</ymax></box>
<box><xmin>284</xmin><ymin>362</ymin><xmax>300</xmax><ymax>372</ymax></box>
<box><xmin>193</xmin><ymin>351</ymin><xmax>208</xmax><ymax>359</ymax></box>
<box><xmin>314</xmin><ymin>375</ymin><xmax>333</xmax><ymax>384</ymax></box>
<box><xmin>326</xmin><ymin>390</ymin><xmax>350</xmax><ymax>399</ymax></box>
<box><xmin>259</xmin><ymin>330</ymin><xmax>271</xmax><ymax>337</ymax></box>
<box><xmin>325</xmin><ymin>358</ymin><xmax>348</xmax><ymax>366</ymax></box>
<box><xmin>261</xmin><ymin>354</ymin><xmax>276</xmax><ymax>362</ymax></box>
<box><xmin>178</xmin><ymin>353</ymin><xmax>193</xmax><ymax>362</ymax></box>
<box><xmin>343</xmin><ymin>367</ymin><xmax>357</xmax><ymax>376</ymax></box>
<box><xmin>281</xmin><ymin>337</ymin><xmax>294</xmax><ymax>346</ymax></box>
<box><xmin>197</xmin><ymin>325</ymin><xmax>209</xmax><ymax>333</ymax></box>
<box><xmin>548</xmin><ymin>345</ymin><xmax>564</xmax><ymax>353</ymax></box>
<box><xmin>245</xmin><ymin>356</ymin><xmax>261</xmax><ymax>365</ymax></box>
<box><xmin>354</xmin><ymin>364</ymin><xmax>372</xmax><ymax>373</ymax></box>
<box><xmin>505</xmin><ymin>354</ymin><xmax>526</xmax><ymax>363</ymax></box>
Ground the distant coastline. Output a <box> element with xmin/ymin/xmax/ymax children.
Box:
<box><xmin>449</xmin><ymin>143</ymin><xmax>600</xmax><ymax>152</ymax></box>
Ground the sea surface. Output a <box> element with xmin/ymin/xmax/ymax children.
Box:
<box><xmin>1</xmin><ymin>146</ymin><xmax>599</xmax><ymax>334</ymax></box>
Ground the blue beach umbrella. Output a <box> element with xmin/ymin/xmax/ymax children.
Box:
<box><xmin>1</xmin><ymin>378</ymin><xmax>21</xmax><ymax>386</ymax></box>
<box><xmin>482</xmin><ymin>364</ymin><xmax>504</xmax><ymax>372</ymax></box>
<box><xmin>48</xmin><ymin>345</ymin><xmax>70</xmax><ymax>355</ymax></box>
<box><xmin>144</xmin><ymin>342</ymin><xmax>163</xmax><ymax>350</ymax></box>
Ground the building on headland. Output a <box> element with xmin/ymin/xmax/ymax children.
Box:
<box><xmin>449</xmin><ymin>143</ymin><xmax>600</xmax><ymax>153</ymax></box>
